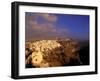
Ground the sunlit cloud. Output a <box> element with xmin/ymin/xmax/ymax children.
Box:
<box><xmin>25</xmin><ymin>12</ymin><xmax>69</xmax><ymax>40</ymax></box>
<box><xmin>38</xmin><ymin>13</ymin><xmax>57</xmax><ymax>22</ymax></box>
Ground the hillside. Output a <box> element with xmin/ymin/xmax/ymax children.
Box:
<box><xmin>25</xmin><ymin>39</ymin><xmax>87</xmax><ymax>68</ymax></box>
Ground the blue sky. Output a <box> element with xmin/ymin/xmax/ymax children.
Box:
<box><xmin>25</xmin><ymin>12</ymin><xmax>89</xmax><ymax>41</ymax></box>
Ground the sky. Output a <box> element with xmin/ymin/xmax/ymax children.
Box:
<box><xmin>25</xmin><ymin>12</ymin><xmax>89</xmax><ymax>41</ymax></box>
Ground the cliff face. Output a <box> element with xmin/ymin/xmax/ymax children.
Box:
<box><xmin>25</xmin><ymin>39</ymin><xmax>81</xmax><ymax>68</ymax></box>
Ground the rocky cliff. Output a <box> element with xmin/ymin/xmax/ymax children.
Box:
<box><xmin>25</xmin><ymin>39</ymin><xmax>82</xmax><ymax>68</ymax></box>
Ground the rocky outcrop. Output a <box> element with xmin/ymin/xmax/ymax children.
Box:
<box><xmin>25</xmin><ymin>39</ymin><xmax>82</xmax><ymax>68</ymax></box>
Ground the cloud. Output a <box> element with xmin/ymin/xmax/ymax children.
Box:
<box><xmin>25</xmin><ymin>12</ymin><xmax>69</xmax><ymax>40</ymax></box>
<box><xmin>25</xmin><ymin>13</ymin><xmax>36</xmax><ymax>22</ymax></box>
<box><xmin>38</xmin><ymin>13</ymin><xmax>57</xmax><ymax>22</ymax></box>
<box><xmin>28</xmin><ymin>20</ymin><xmax>54</xmax><ymax>33</ymax></box>
<box><xmin>26</xmin><ymin>13</ymin><xmax>57</xmax><ymax>23</ymax></box>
